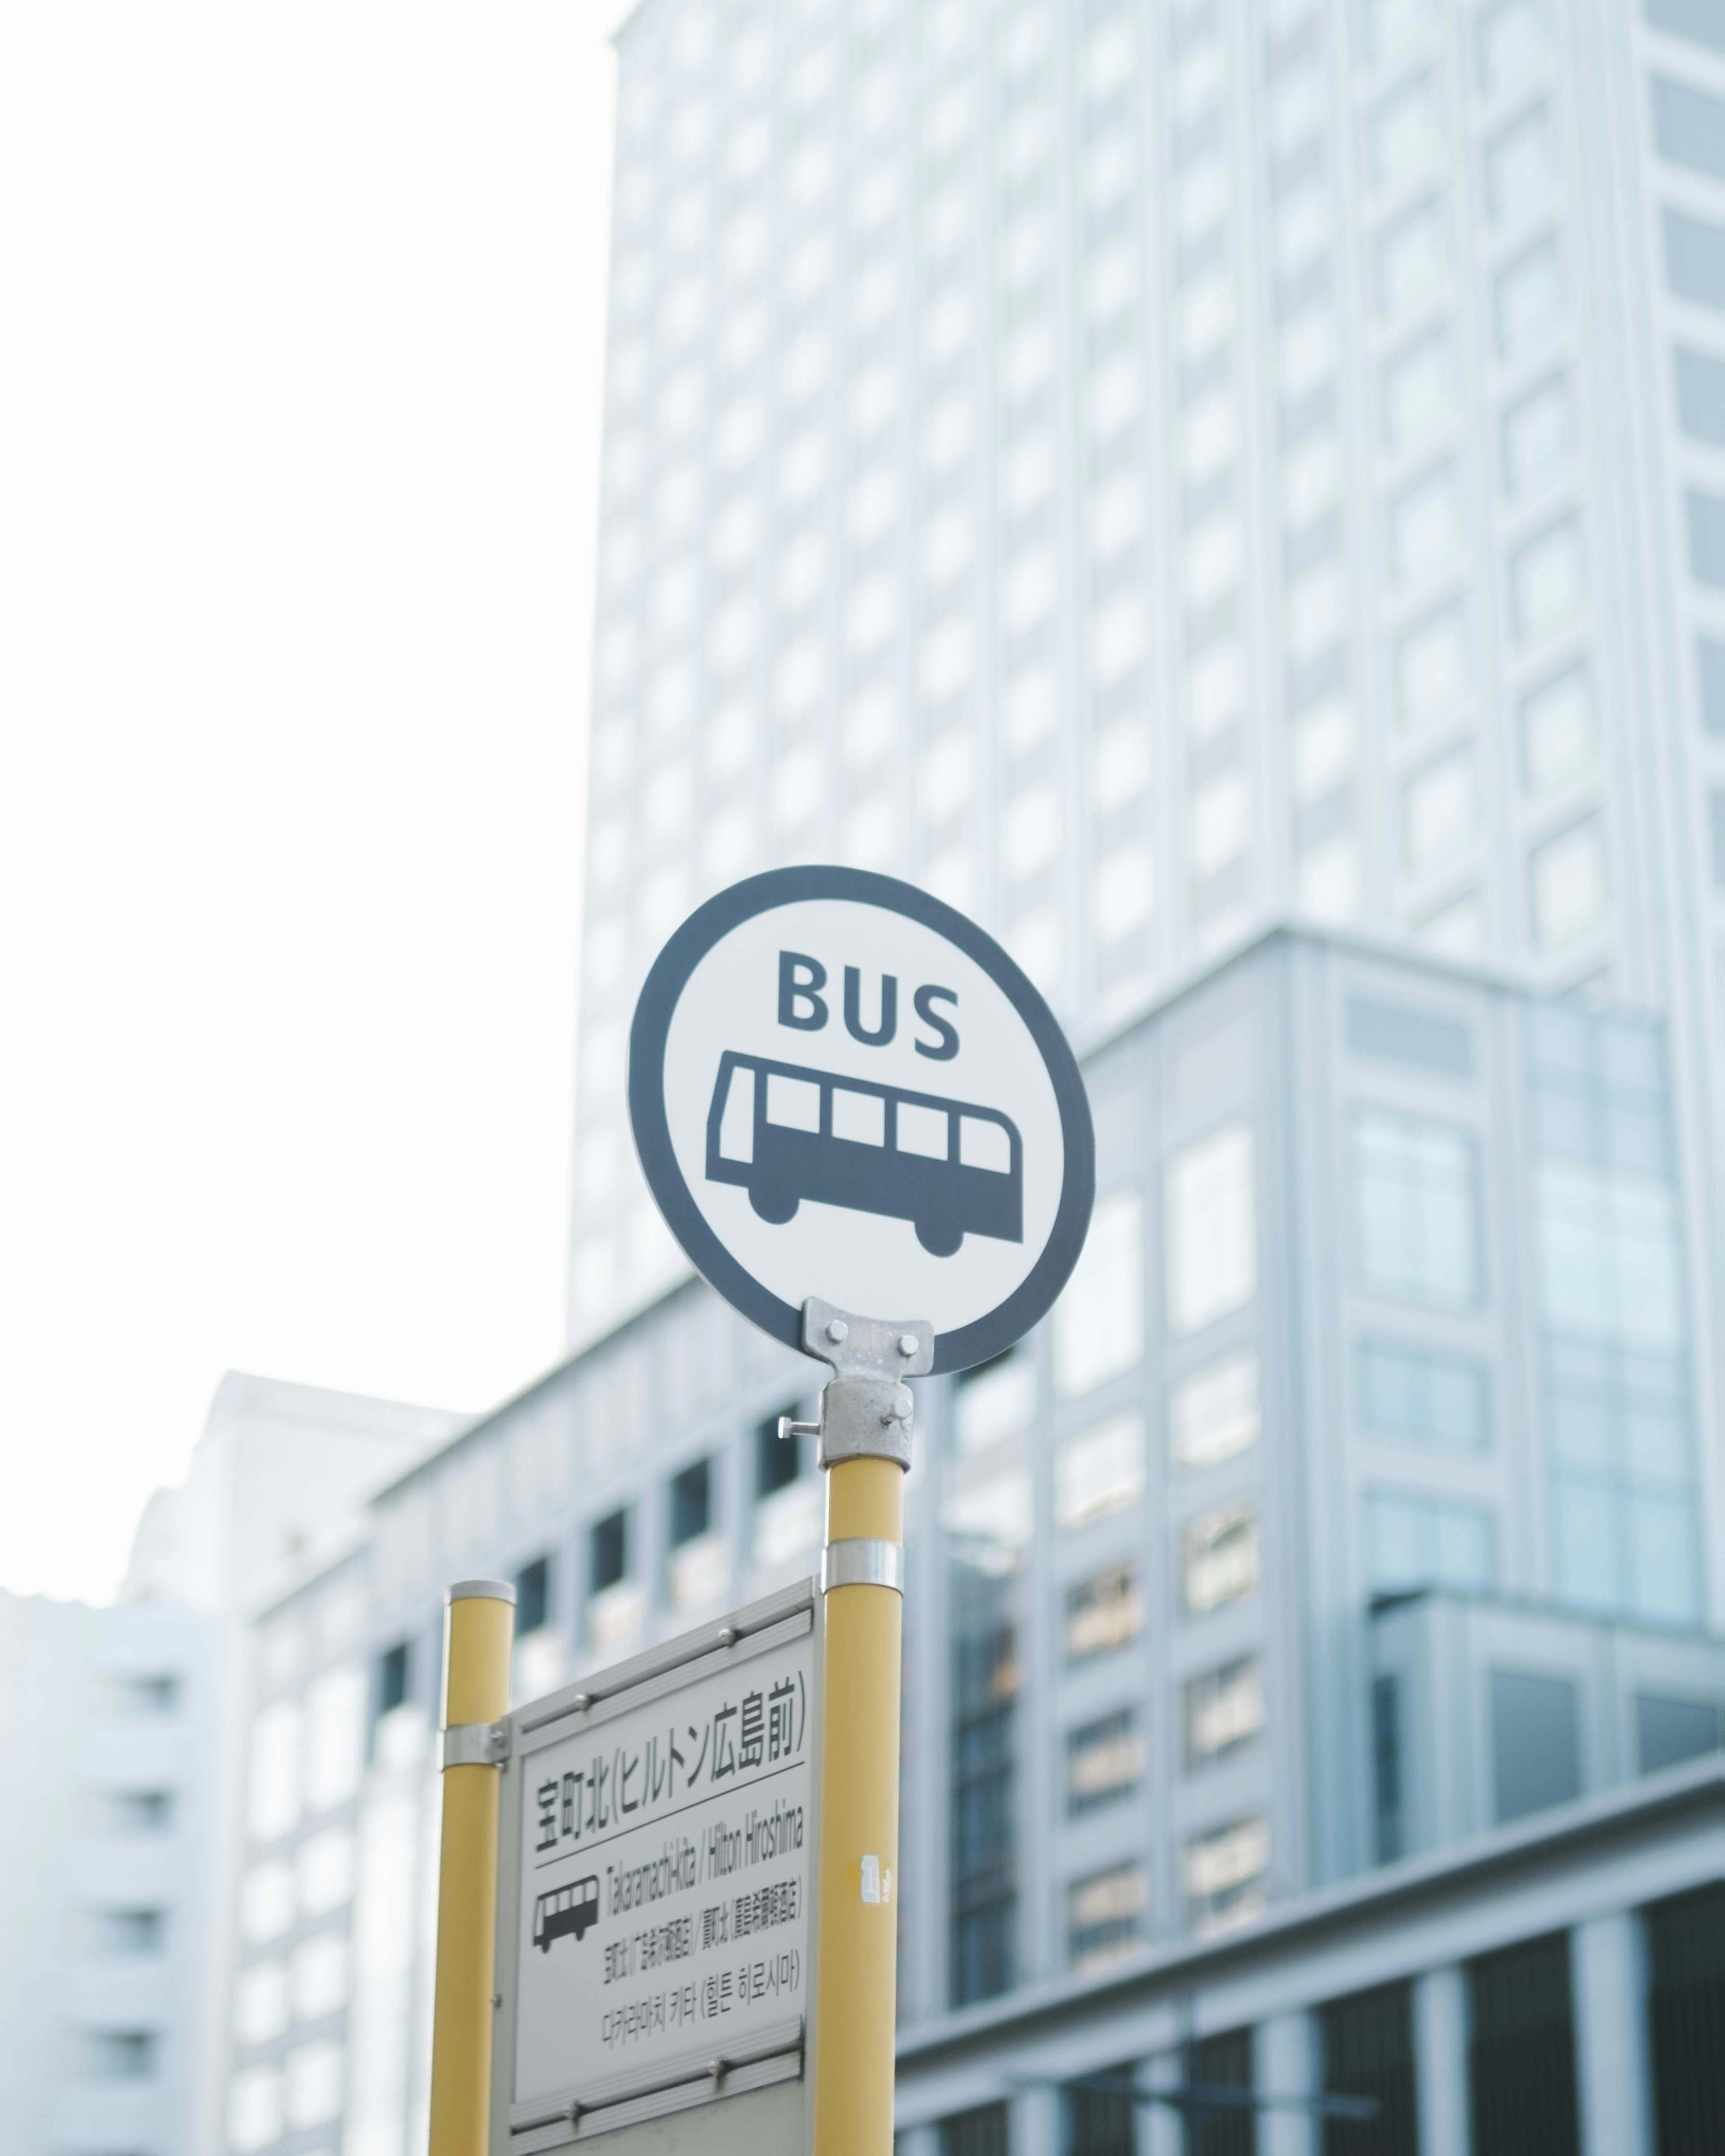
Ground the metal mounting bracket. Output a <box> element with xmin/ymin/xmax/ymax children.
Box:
<box><xmin>442</xmin><ymin>1720</ymin><xmax>511</xmax><ymax>1770</ymax></box>
<box><xmin>798</xmin><ymin>1297</ymin><xmax>933</xmax><ymax>1471</ymax></box>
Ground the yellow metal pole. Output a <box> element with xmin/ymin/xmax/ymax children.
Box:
<box><xmin>813</xmin><ymin>1454</ymin><xmax>906</xmax><ymax>2156</ymax></box>
<box><xmin>429</xmin><ymin>1578</ymin><xmax>515</xmax><ymax>2156</ymax></box>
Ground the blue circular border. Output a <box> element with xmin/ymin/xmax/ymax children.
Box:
<box><xmin>627</xmin><ymin>865</ymin><xmax>1095</xmax><ymax>1375</ymax></box>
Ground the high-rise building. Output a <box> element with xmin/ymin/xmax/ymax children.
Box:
<box><xmin>569</xmin><ymin>0</ymin><xmax>1725</xmax><ymax>1355</ymax></box>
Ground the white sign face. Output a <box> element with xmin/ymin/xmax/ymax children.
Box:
<box><xmin>511</xmin><ymin>1626</ymin><xmax>815</xmax><ymax>2112</ymax></box>
<box><xmin>629</xmin><ymin>868</ymin><xmax>1093</xmax><ymax>1372</ymax></box>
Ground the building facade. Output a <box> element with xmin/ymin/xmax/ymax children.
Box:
<box><xmin>568</xmin><ymin>0</ymin><xmax>1725</xmax><ymax>1366</ymax></box>
<box><xmin>223</xmin><ymin>929</ymin><xmax>1725</xmax><ymax>2154</ymax></box>
<box><xmin>0</xmin><ymin>1588</ymin><xmax>224</xmax><ymax>2156</ymax></box>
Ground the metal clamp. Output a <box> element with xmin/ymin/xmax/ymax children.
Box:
<box><xmin>799</xmin><ymin>1298</ymin><xmax>933</xmax><ymax>1470</ymax></box>
<box><xmin>821</xmin><ymin>1538</ymin><xmax>905</xmax><ymax>1595</ymax></box>
<box><xmin>442</xmin><ymin>1720</ymin><xmax>510</xmax><ymax>1770</ymax></box>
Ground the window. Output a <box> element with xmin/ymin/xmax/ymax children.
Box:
<box><xmin>950</xmin><ymin>1562</ymin><xmax>1019</xmax><ymax>2006</ymax></box>
<box><xmin>954</xmin><ymin>1352</ymin><xmax>1035</xmax><ymax>1455</ymax></box>
<box><xmin>1353</xmin><ymin>1109</ymin><xmax>1480</xmax><ymax>1306</ymax></box>
<box><xmin>1646</xmin><ymin>1885</ymin><xmax>1725</xmax><ymax>2156</ymax></box>
<box><xmin>515</xmin><ymin>1556</ymin><xmax>550</xmax><ymax>1636</ymax></box>
<box><xmin>756</xmin><ymin>1414</ymin><xmax>801</xmax><ymax>1499</ymax></box>
<box><xmin>228</xmin><ymin>2064</ymin><xmax>284</xmax><ymax>2153</ymax></box>
<box><xmin>1068</xmin><ymin>1864</ymin><xmax>1146</xmax><ymax>1971</ymax></box>
<box><xmin>377</xmin><ymin>1639</ymin><xmax>410</xmax><ymax>1717</ymax></box>
<box><xmin>1512</xmin><ymin>517</ymin><xmax>1583</xmax><ymax>641</ymax></box>
<box><xmin>1377</xmin><ymin>199</ymin><xmax>1444</xmax><ymax>317</ymax></box>
<box><xmin>1321</xmin><ymin>1984</ymin><xmax>1419</xmax><ymax>2156</ymax></box>
<box><xmin>240</xmin><ymin>1861</ymin><xmax>294</xmax><ymax>1943</ymax></box>
<box><xmin>235</xmin><ymin>1958</ymin><xmax>290</xmax><ymax>2046</ymax></box>
<box><xmin>1703</xmin><ymin>638</ymin><xmax>1725</xmax><ymax>733</ymax></box>
<box><xmin>1066</xmin><ymin>1708</ymin><xmax>1146</xmax><ymax>1814</ymax></box>
<box><xmin>942</xmin><ymin>2104</ymin><xmax>1009</xmax><ymax>2156</ymax></box>
<box><xmin>1503</xmin><ymin>372</ymin><xmax>1573</xmax><ymax>494</ymax></box>
<box><xmin>1054</xmin><ymin>1192</ymin><xmax>1143</xmax><ymax>1395</ymax></box>
<box><xmin>1359</xmin><ymin>1341</ymin><xmax>1489</xmax><ymax>1450</ymax></box>
<box><xmin>286</xmin><ymin>2038</ymin><xmax>344</xmax><ymax>2129</ymax></box>
<box><xmin>1688</xmin><ymin>490</ymin><xmax>1725</xmax><ymax>586</ymax></box>
<box><xmin>92</xmin><ymin>1908</ymin><xmax>166</xmax><ymax>1957</ymax></box>
<box><xmin>669</xmin><ymin>1459</ymin><xmax>711</xmax><ymax>1546</ymax></box>
<box><xmin>1347</xmin><ymin>998</ymin><xmax>1473</xmax><ymax>1078</ymax></box>
<box><xmin>1063</xmin><ymin>2067</ymin><xmax>1136</xmax><ymax>2156</ymax></box>
<box><xmin>1653</xmin><ymin>76</ymin><xmax>1725</xmax><ymax>183</ymax></box>
<box><xmin>1477</xmin><ymin>0</ymin><xmax>1546</xmax><ymax>93</ymax></box>
<box><xmin>1184</xmin><ymin>1656</ymin><xmax>1265</xmax><ymax>1771</ymax></box>
<box><xmin>1666</xmin><ymin>208</ymin><xmax>1725</xmax><ymax>314</ymax></box>
<box><xmin>1166</xmin><ymin>1126</ymin><xmax>1256</xmax><ymax>1336</ymax></box>
<box><xmin>1396</xmin><ymin>602</ymin><xmax>1468</xmax><ymax>725</ymax></box>
<box><xmin>92</xmin><ymin>1672</ymin><xmax>180</xmax><ymax>1716</ymax></box>
<box><xmin>292</xmin><ymin>1931</ymin><xmax>349</xmax><ymax>2021</ymax></box>
<box><xmin>1190</xmin><ymin>772</ymin><xmax>1251</xmax><ymax>876</ymax></box>
<box><xmin>297</xmin><ymin>1826</ymin><xmax>354</xmax><ymax>1914</ymax></box>
<box><xmin>1371</xmin><ymin>74</ymin><xmax>1440</xmax><ymax>196</ymax></box>
<box><xmin>305</xmin><ymin>1666</ymin><xmax>365</xmax><ymax>1813</ymax></box>
<box><xmin>1170</xmin><ymin>1351</ymin><xmax>1261</xmax><ymax>1472</ymax></box>
<box><xmin>591</xmin><ymin>1509</ymin><xmax>628</xmax><ymax>1592</ymax></box>
<box><xmin>1636</xmin><ymin>1692</ymin><xmax>1723</xmax><ymax>1775</ymax></box>
<box><xmin>1382</xmin><ymin>331</ymin><xmax>1451</xmax><ymax>451</ymax></box>
<box><xmin>1056</xmin><ymin>1414</ymin><xmax>1146</xmax><ymax>1531</ymax></box>
<box><xmin>248</xmin><ymin>1701</ymin><xmax>301</xmax><ymax>1841</ymax></box>
<box><xmin>1490</xmin><ymin>1668</ymin><xmax>1580</xmax><ymax>1821</ymax></box>
<box><xmin>1531</xmin><ymin>817</ymin><xmax>1607</xmax><ymax>946</ymax></box>
<box><xmin>1366</xmin><ymin>1490</ymin><xmax>1495</xmax><ymax>1591</ymax></box>
<box><xmin>1486</xmin><ymin>102</ymin><xmax>1554</xmax><ymax>221</ymax></box>
<box><xmin>1065</xmin><ymin>1565</ymin><xmax>1142</xmax><ymax>1663</ymax></box>
<box><xmin>1648</xmin><ymin>0</ymin><xmax>1725</xmax><ymax>51</ymax></box>
<box><xmin>80</xmin><ymin>2029</ymin><xmax>157</xmax><ymax>2081</ymax></box>
<box><xmin>1403</xmin><ymin>745</ymin><xmax>1478</xmax><ymax>872</ymax></box>
<box><xmin>1094</xmin><ymin>846</ymin><xmax>1154</xmax><ymax>942</ymax></box>
<box><xmin>1184</xmin><ymin>1814</ymin><xmax>1267</xmax><ymax>1934</ymax></box>
<box><xmin>1182</xmin><ymin>1502</ymin><xmax>1260</xmax><ymax>1614</ymax></box>
<box><xmin>1496</xmin><ymin>233</ymin><xmax>1563</xmax><ymax>354</ymax></box>
<box><xmin>1674</xmin><ymin>348</ymin><xmax>1725</xmax><ymax>447</ymax></box>
<box><xmin>1521</xmin><ymin>664</ymin><xmax>1593</xmax><ymax>794</ymax></box>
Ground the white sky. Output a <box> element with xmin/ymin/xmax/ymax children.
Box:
<box><xmin>0</xmin><ymin>4</ymin><xmax>633</xmax><ymax>1604</ymax></box>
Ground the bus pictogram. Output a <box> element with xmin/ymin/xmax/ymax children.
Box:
<box><xmin>704</xmin><ymin>1051</ymin><xmax>1023</xmax><ymax>1258</ymax></box>
<box><xmin>533</xmin><ymin>1876</ymin><xmax>601</xmax><ymax>1953</ymax></box>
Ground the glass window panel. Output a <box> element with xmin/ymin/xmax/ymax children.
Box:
<box><xmin>1521</xmin><ymin>665</ymin><xmax>1593</xmax><ymax>795</ymax></box>
<box><xmin>1551</xmin><ymin>1476</ymin><xmax>1619</xmax><ymax>1608</ymax></box>
<box><xmin>1530</xmin><ymin>817</ymin><xmax>1608</xmax><ymax>947</ymax></box>
<box><xmin>1653</xmin><ymin>76</ymin><xmax>1725</xmax><ymax>184</ymax></box>
<box><xmin>954</xmin><ymin>1353</ymin><xmax>1037</xmax><ymax>1457</ymax></box>
<box><xmin>1065</xmin><ymin>1564</ymin><xmax>1143</xmax><ymax>1663</ymax></box>
<box><xmin>1181</xmin><ymin>1502</ymin><xmax>1260</xmax><ymax>1613</ymax></box>
<box><xmin>1352</xmin><ymin>1109</ymin><xmax>1481</xmax><ymax>1307</ymax></box>
<box><xmin>1184</xmin><ymin>1815</ymin><xmax>1268</xmax><ymax>1935</ymax></box>
<box><xmin>1056</xmin><ymin>1414</ymin><xmax>1147</xmax><ymax>1531</ymax></box>
<box><xmin>1054</xmin><ymin>1192</ymin><xmax>1144</xmax><ymax>1396</ymax></box>
<box><xmin>1184</xmin><ymin>1657</ymin><xmax>1265</xmax><ymax>1770</ymax></box>
<box><xmin>1495</xmin><ymin>233</ymin><xmax>1563</xmax><ymax>354</ymax></box>
<box><xmin>1477</xmin><ymin>0</ymin><xmax>1547</xmax><ymax>94</ymax></box>
<box><xmin>1171</xmin><ymin>1350</ymin><xmax>1261</xmax><ymax>1471</ymax></box>
<box><xmin>1066</xmin><ymin>1707</ymin><xmax>1146</xmax><ymax>1814</ymax></box>
<box><xmin>1396</xmin><ymin>603</ymin><xmax>1468</xmax><ymax>725</ymax></box>
<box><xmin>1403</xmin><ymin>746</ymin><xmax>1478</xmax><ymax>872</ymax></box>
<box><xmin>1674</xmin><ymin>347</ymin><xmax>1725</xmax><ymax>447</ymax></box>
<box><xmin>1166</xmin><ymin>1125</ymin><xmax>1257</xmax><ymax>1335</ymax></box>
<box><xmin>1503</xmin><ymin>372</ymin><xmax>1574</xmax><ymax>494</ymax></box>
<box><xmin>1067</xmin><ymin>1863</ymin><xmax>1146</xmax><ymax>1970</ymax></box>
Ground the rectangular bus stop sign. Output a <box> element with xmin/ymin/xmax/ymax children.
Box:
<box><xmin>491</xmin><ymin>1581</ymin><xmax>822</xmax><ymax>2156</ymax></box>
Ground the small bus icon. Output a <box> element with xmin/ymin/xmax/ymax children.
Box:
<box><xmin>533</xmin><ymin>1876</ymin><xmax>600</xmax><ymax>1953</ymax></box>
<box><xmin>705</xmin><ymin>1051</ymin><xmax>1023</xmax><ymax>1258</ymax></box>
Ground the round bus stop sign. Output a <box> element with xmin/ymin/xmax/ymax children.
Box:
<box><xmin>628</xmin><ymin>866</ymin><xmax>1094</xmax><ymax>1374</ymax></box>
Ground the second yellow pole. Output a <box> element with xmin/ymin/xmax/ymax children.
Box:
<box><xmin>812</xmin><ymin>1454</ymin><xmax>906</xmax><ymax>2156</ymax></box>
<box><xmin>428</xmin><ymin>1577</ymin><xmax>515</xmax><ymax>2156</ymax></box>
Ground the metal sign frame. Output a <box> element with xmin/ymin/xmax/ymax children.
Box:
<box><xmin>490</xmin><ymin>1580</ymin><xmax>825</xmax><ymax>2156</ymax></box>
<box><xmin>627</xmin><ymin>864</ymin><xmax>1095</xmax><ymax>1375</ymax></box>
